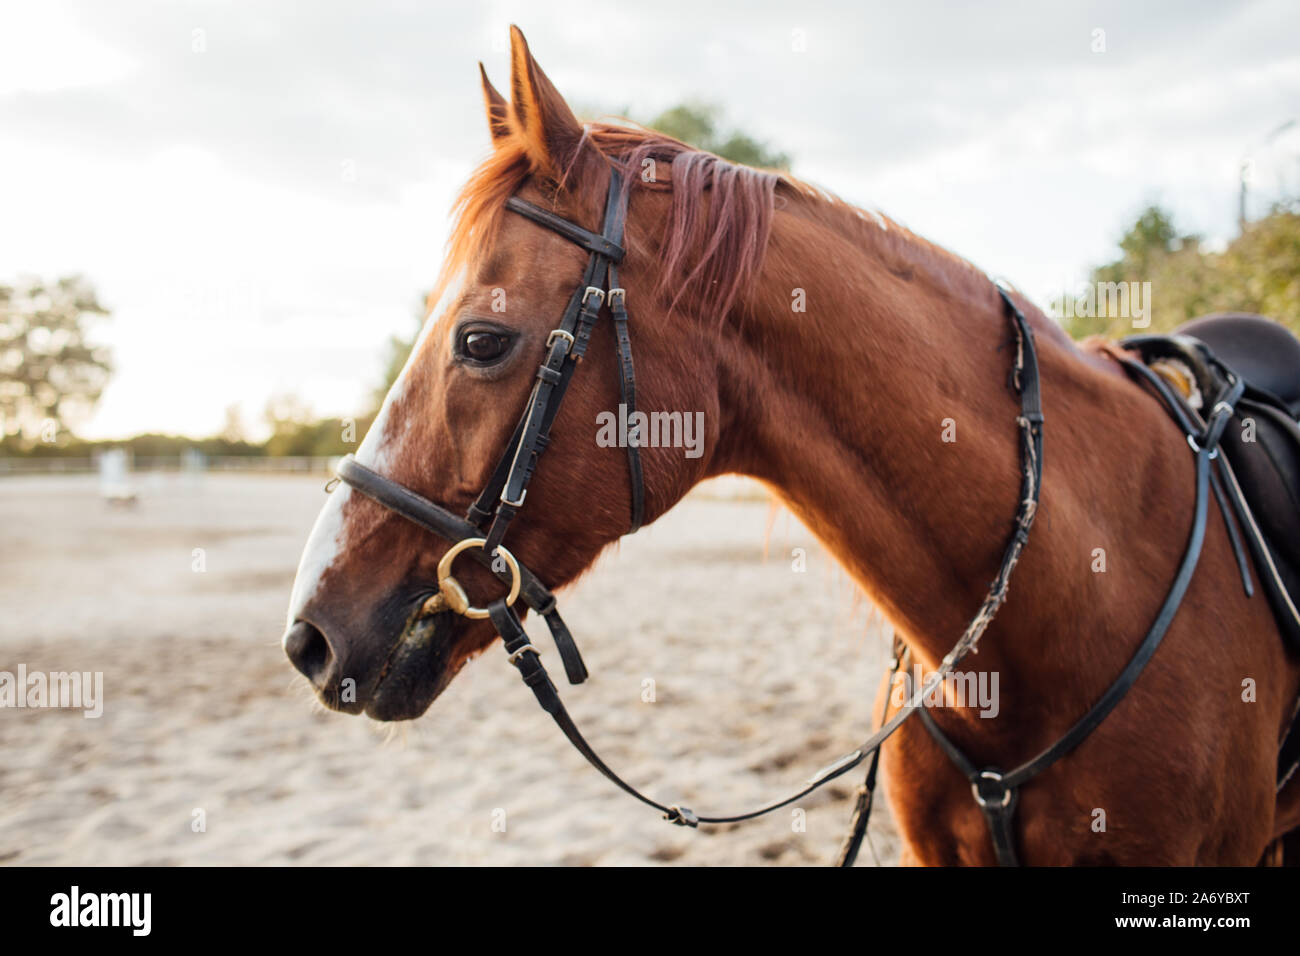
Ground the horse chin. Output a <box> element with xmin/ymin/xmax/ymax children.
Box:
<box><xmin>365</xmin><ymin>611</ymin><xmax>459</xmax><ymax>721</ymax></box>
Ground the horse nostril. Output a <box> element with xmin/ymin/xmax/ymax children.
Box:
<box><xmin>284</xmin><ymin>619</ymin><xmax>333</xmax><ymax>686</ymax></box>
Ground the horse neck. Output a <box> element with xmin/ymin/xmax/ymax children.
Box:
<box><xmin>707</xmin><ymin>198</ymin><xmax>1152</xmax><ymax>688</ymax></box>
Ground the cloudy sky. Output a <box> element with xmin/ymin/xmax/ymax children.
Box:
<box><xmin>3</xmin><ymin>0</ymin><xmax>1299</xmax><ymax>439</ymax></box>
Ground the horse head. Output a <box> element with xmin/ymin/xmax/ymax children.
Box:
<box><xmin>284</xmin><ymin>26</ymin><xmax>778</xmax><ymax>719</ymax></box>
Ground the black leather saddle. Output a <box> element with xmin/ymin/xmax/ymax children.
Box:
<box><xmin>1178</xmin><ymin>313</ymin><xmax>1300</xmax><ymax>418</ymax></box>
<box><xmin>1124</xmin><ymin>313</ymin><xmax>1300</xmax><ymax>651</ymax></box>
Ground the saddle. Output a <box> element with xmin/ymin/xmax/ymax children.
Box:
<box><xmin>1123</xmin><ymin>313</ymin><xmax>1300</xmax><ymax>652</ymax></box>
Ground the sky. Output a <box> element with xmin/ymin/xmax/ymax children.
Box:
<box><xmin>2</xmin><ymin>0</ymin><xmax>1299</xmax><ymax>440</ymax></box>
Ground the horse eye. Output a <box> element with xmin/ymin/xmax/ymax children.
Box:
<box><xmin>461</xmin><ymin>330</ymin><xmax>509</xmax><ymax>363</ymax></box>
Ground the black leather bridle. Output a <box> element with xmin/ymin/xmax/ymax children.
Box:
<box><xmin>332</xmin><ymin>163</ymin><xmax>1241</xmax><ymax>864</ymax></box>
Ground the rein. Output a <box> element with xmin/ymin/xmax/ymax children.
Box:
<box><xmin>334</xmin><ymin>164</ymin><xmax>1055</xmax><ymax>860</ymax></box>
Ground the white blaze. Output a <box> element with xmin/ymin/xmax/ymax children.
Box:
<box><xmin>285</xmin><ymin>481</ymin><xmax>352</xmax><ymax>632</ymax></box>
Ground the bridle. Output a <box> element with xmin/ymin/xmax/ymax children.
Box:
<box><xmin>340</xmin><ymin>166</ymin><xmax>645</xmax><ymax>685</ymax></box>
<box><xmin>332</xmin><ymin>161</ymin><xmax>1239</xmax><ymax>864</ymax></box>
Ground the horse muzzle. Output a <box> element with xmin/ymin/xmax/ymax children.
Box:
<box><xmin>283</xmin><ymin>609</ymin><xmax>461</xmax><ymax>721</ymax></box>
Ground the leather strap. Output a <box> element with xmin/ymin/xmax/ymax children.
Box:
<box><xmin>598</xmin><ymin>171</ymin><xmax>643</xmax><ymax>531</ymax></box>
<box><xmin>504</xmin><ymin>197</ymin><xmax>626</xmax><ymax>261</ymax></box>
<box><xmin>911</xmin><ymin>359</ymin><xmax>1236</xmax><ymax>865</ymax></box>
<box><xmin>1003</xmin><ymin>432</ymin><xmax>1211</xmax><ymax>790</ymax></box>
<box><xmin>608</xmin><ymin>276</ymin><xmax>644</xmax><ymax>532</ymax></box>
<box><xmin>480</xmin><ymin>168</ymin><xmax>635</xmax><ymax>553</ymax></box>
<box><xmin>1205</xmin><ymin>422</ymin><xmax>1300</xmax><ymax>637</ymax></box>
<box><xmin>464</xmin><ymin>265</ymin><xmax>604</xmax><ymax>532</ymax></box>
<box><xmin>465</xmin><ymin>410</ymin><xmax>528</xmax><ymax>528</ymax></box>
<box><xmin>1209</xmin><ymin>466</ymin><xmax>1254</xmax><ymax>597</ymax></box>
<box><xmin>489</xmin><ymin>589</ymin><xmax>958</xmax><ymax>827</ymax></box>
<box><xmin>1280</xmin><ymin>693</ymin><xmax>1300</xmax><ymax>789</ymax></box>
<box><xmin>834</xmin><ymin>642</ymin><xmax>903</xmax><ymax>867</ymax></box>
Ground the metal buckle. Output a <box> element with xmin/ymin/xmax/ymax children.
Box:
<box><xmin>971</xmin><ymin>770</ymin><xmax>1013</xmax><ymax>809</ymax></box>
<box><xmin>664</xmin><ymin>805</ymin><xmax>699</xmax><ymax>828</ymax></box>
<box><xmin>546</xmin><ymin>328</ymin><xmax>575</xmax><ymax>353</ymax></box>
<box><xmin>606</xmin><ymin>288</ymin><xmax>626</xmax><ymax>308</ymax></box>
<box><xmin>1185</xmin><ymin>433</ymin><xmax>1219</xmax><ymax>460</ymax></box>
<box><xmin>500</xmin><ymin>488</ymin><xmax>526</xmax><ymax>508</ymax></box>
<box><xmin>581</xmin><ymin>286</ymin><xmax>605</xmax><ymax>307</ymax></box>
<box><xmin>432</xmin><ymin>537</ymin><xmax>522</xmax><ymax>620</ymax></box>
<box><xmin>506</xmin><ymin>643</ymin><xmax>540</xmax><ymax>665</ymax></box>
<box><xmin>1188</xmin><ymin>399</ymin><xmax>1232</xmax><ymax>459</ymax></box>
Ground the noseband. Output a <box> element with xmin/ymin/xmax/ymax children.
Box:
<box><xmin>333</xmin><ymin>165</ymin><xmax>1238</xmax><ymax>864</ymax></box>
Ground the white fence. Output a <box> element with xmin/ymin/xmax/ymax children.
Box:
<box><xmin>0</xmin><ymin>454</ymin><xmax>340</xmax><ymax>476</ymax></box>
<box><xmin>0</xmin><ymin>454</ymin><xmax>767</xmax><ymax>498</ymax></box>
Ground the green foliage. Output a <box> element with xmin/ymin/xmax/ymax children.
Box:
<box><xmin>1060</xmin><ymin>205</ymin><xmax>1300</xmax><ymax>341</ymax></box>
<box><xmin>118</xmin><ymin>432</ymin><xmax>260</xmax><ymax>459</ymax></box>
<box><xmin>645</xmin><ymin>102</ymin><xmax>791</xmax><ymax>169</ymax></box>
<box><xmin>263</xmin><ymin>392</ymin><xmax>371</xmax><ymax>458</ymax></box>
<box><xmin>1218</xmin><ymin>208</ymin><xmax>1300</xmax><ymax>323</ymax></box>
<box><xmin>264</xmin><ymin>417</ymin><xmax>368</xmax><ymax>458</ymax></box>
<box><xmin>0</xmin><ymin>431</ymin><xmax>260</xmax><ymax>459</ymax></box>
<box><xmin>0</xmin><ymin>275</ymin><xmax>112</xmax><ymax>445</ymax></box>
<box><xmin>371</xmin><ymin>325</ymin><xmax>420</xmax><ymax>413</ymax></box>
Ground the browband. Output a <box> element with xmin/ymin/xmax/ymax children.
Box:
<box><xmin>505</xmin><ymin>197</ymin><xmax>626</xmax><ymax>262</ymax></box>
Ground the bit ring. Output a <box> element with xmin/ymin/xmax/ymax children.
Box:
<box><xmin>435</xmin><ymin>537</ymin><xmax>522</xmax><ymax>620</ymax></box>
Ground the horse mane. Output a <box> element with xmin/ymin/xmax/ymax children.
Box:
<box><xmin>434</xmin><ymin>120</ymin><xmax>1002</xmax><ymax>326</ymax></box>
<box><xmin>435</xmin><ymin>121</ymin><xmax>797</xmax><ymax>321</ymax></box>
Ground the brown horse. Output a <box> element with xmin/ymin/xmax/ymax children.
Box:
<box><xmin>284</xmin><ymin>26</ymin><xmax>1300</xmax><ymax>865</ymax></box>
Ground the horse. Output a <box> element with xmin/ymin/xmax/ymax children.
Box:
<box><xmin>283</xmin><ymin>25</ymin><xmax>1300</xmax><ymax>865</ymax></box>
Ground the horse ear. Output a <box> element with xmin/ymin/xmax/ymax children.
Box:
<box><xmin>479</xmin><ymin>63</ymin><xmax>511</xmax><ymax>146</ymax></box>
<box><xmin>507</xmin><ymin>25</ymin><xmax>583</xmax><ymax>178</ymax></box>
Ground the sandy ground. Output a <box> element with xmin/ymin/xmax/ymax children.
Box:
<box><xmin>0</xmin><ymin>472</ymin><xmax>900</xmax><ymax>866</ymax></box>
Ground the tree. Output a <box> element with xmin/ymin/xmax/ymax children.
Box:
<box><xmin>1217</xmin><ymin>208</ymin><xmax>1300</xmax><ymax>324</ymax></box>
<box><xmin>1059</xmin><ymin>204</ymin><xmax>1300</xmax><ymax>341</ymax></box>
<box><xmin>1109</xmin><ymin>205</ymin><xmax>1180</xmax><ymax>279</ymax></box>
<box><xmin>263</xmin><ymin>392</ymin><xmax>314</xmax><ymax>456</ymax></box>
<box><xmin>262</xmin><ymin>392</ymin><xmax>369</xmax><ymax>457</ymax></box>
<box><xmin>0</xmin><ymin>275</ymin><xmax>112</xmax><ymax>446</ymax></box>
<box><xmin>371</xmin><ymin>321</ymin><xmax>421</xmax><ymax>413</ymax></box>
<box><xmin>644</xmin><ymin>102</ymin><xmax>791</xmax><ymax>169</ymax></box>
<box><xmin>220</xmin><ymin>403</ymin><xmax>248</xmax><ymax>444</ymax></box>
